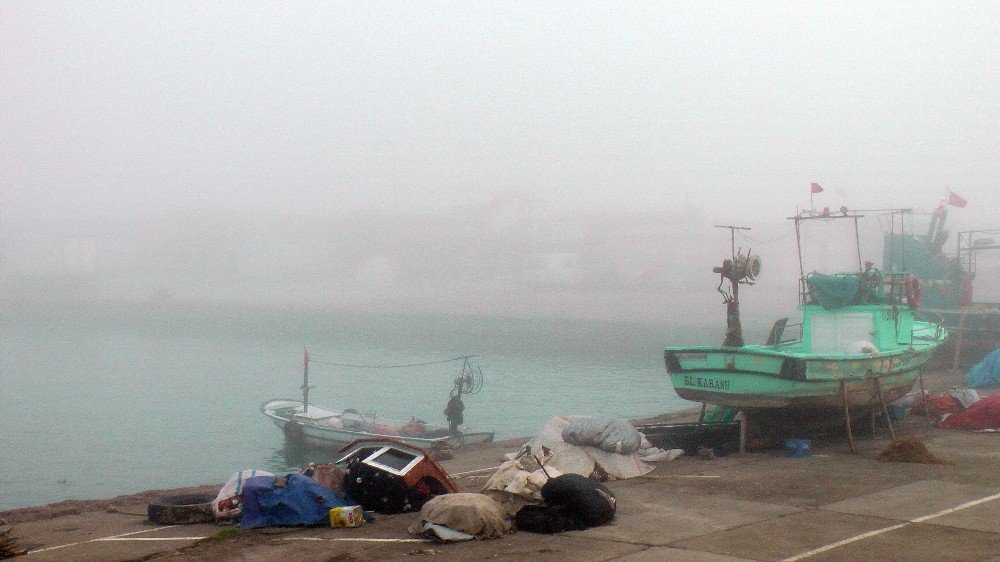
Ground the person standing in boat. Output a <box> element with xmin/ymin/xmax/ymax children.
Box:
<box><xmin>444</xmin><ymin>392</ymin><xmax>464</xmax><ymax>435</ymax></box>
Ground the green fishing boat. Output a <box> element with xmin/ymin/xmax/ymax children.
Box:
<box><xmin>666</xmin><ymin>212</ymin><xmax>948</xmax><ymax>410</ymax></box>
<box><xmin>881</xmin><ymin>202</ymin><xmax>999</xmax><ymax>368</ymax></box>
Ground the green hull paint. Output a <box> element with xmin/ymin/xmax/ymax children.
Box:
<box><xmin>666</xmin><ymin>303</ymin><xmax>946</xmax><ymax>410</ymax></box>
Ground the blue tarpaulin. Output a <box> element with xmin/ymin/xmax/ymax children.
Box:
<box><xmin>239</xmin><ymin>474</ymin><xmax>354</xmax><ymax>529</ymax></box>
<box><xmin>966</xmin><ymin>349</ymin><xmax>1000</xmax><ymax>389</ymax></box>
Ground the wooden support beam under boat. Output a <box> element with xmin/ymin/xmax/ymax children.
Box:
<box><xmin>918</xmin><ymin>373</ymin><xmax>931</xmax><ymax>427</ymax></box>
<box><xmin>951</xmin><ymin>311</ymin><xmax>967</xmax><ymax>373</ymax></box>
<box><xmin>870</xmin><ymin>408</ymin><xmax>878</xmax><ymax>438</ymax></box>
<box><xmin>875</xmin><ymin>375</ymin><xmax>896</xmax><ymax>440</ymax></box>
<box><xmin>738</xmin><ymin>410</ymin><xmax>747</xmax><ymax>455</ymax></box>
<box><xmin>840</xmin><ymin>380</ymin><xmax>857</xmax><ymax>453</ymax></box>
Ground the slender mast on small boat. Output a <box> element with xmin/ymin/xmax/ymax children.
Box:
<box><xmin>302</xmin><ymin>348</ymin><xmax>312</xmax><ymax>413</ymax></box>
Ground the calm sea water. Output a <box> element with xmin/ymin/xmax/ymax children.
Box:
<box><xmin>0</xmin><ymin>301</ymin><xmax>710</xmax><ymax>510</ymax></box>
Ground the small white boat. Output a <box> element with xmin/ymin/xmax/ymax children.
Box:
<box><xmin>260</xmin><ymin>398</ymin><xmax>494</xmax><ymax>451</ymax></box>
<box><xmin>262</xmin><ymin>353</ymin><xmax>494</xmax><ymax>451</ymax></box>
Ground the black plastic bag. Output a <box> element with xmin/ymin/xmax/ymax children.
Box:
<box><xmin>514</xmin><ymin>474</ymin><xmax>616</xmax><ymax>533</ymax></box>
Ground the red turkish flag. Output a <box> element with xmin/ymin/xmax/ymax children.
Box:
<box><xmin>304</xmin><ymin>348</ymin><xmax>310</xmax><ymax>367</ymax></box>
<box><xmin>810</xmin><ymin>182</ymin><xmax>824</xmax><ymax>194</ymax></box>
<box><xmin>947</xmin><ymin>191</ymin><xmax>968</xmax><ymax>208</ymax></box>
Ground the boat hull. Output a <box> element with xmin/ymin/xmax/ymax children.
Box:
<box><xmin>261</xmin><ymin>399</ymin><xmax>494</xmax><ymax>451</ymax></box>
<box><xmin>665</xmin><ymin>347</ymin><xmax>937</xmax><ymax>410</ymax></box>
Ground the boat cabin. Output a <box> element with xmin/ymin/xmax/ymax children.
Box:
<box><xmin>766</xmin><ymin>271</ymin><xmax>922</xmax><ymax>356</ymax></box>
<box><xmin>768</xmin><ymin>304</ymin><xmax>915</xmax><ymax>356</ymax></box>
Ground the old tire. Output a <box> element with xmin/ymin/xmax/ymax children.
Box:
<box><xmin>148</xmin><ymin>493</ymin><xmax>216</xmax><ymax>524</ymax></box>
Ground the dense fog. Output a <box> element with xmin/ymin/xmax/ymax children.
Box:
<box><xmin>2</xmin><ymin>2</ymin><xmax>998</xmax><ymax>322</ymax></box>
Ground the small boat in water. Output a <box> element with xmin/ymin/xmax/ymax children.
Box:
<box><xmin>262</xmin><ymin>353</ymin><xmax>494</xmax><ymax>451</ymax></box>
<box><xmin>260</xmin><ymin>399</ymin><xmax>494</xmax><ymax>450</ymax></box>
<box><xmin>666</xmin><ymin>210</ymin><xmax>948</xmax><ymax>410</ymax></box>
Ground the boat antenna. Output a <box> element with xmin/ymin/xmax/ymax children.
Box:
<box><xmin>853</xmin><ymin>214</ymin><xmax>863</xmax><ymax>273</ymax></box>
<box><xmin>715</xmin><ymin>224</ymin><xmax>750</xmax><ymax>264</ymax></box>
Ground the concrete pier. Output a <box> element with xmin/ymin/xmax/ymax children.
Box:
<box><xmin>5</xmin><ymin>370</ymin><xmax>999</xmax><ymax>561</ymax></box>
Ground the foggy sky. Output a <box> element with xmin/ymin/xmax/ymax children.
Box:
<box><xmin>2</xmin><ymin>2</ymin><xmax>998</xmax><ymax>321</ymax></box>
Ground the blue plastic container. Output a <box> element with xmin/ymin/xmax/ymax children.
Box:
<box><xmin>784</xmin><ymin>438</ymin><xmax>813</xmax><ymax>458</ymax></box>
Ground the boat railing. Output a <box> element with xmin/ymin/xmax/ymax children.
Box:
<box><xmin>910</xmin><ymin>311</ymin><xmax>946</xmax><ymax>342</ymax></box>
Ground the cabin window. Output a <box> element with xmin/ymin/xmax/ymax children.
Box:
<box><xmin>810</xmin><ymin>313</ymin><xmax>874</xmax><ymax>354</ymax></box>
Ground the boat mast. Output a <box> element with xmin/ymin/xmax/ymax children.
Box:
<box><xmin>794</xmin><ymin>216</ymin><xmax>805</xmax><ymax>305</ymax></box>
<box><xmin>714</xmin><ymin>224</ymin><xmax>752</xmax><ymax>347</ymax></box>
<box><xmin>853</xmin><ymin>215</ymin><xmax>863</xmax><ymax>273</ymax></box>
<box><xmin>302</xmin><ymin>348</ymin><xmax>311</xmax><ymax>413</ymax></box>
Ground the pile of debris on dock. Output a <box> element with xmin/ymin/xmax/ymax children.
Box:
<box><xmin>876</xmin><ymin>436</ymin><xmax>951</xmax><ymax>465</ymax></box>
<box><xmin>150</xmin><ymin>416</ymin><xmax>681</xmax><ymax>545</ymax></box>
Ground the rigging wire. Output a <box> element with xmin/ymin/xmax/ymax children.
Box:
<box><xmin>307</xmin><ymin>355</ymin><xmax>477</xmax><ymax>369</ymax></box>
<box><xmin>737</xmin><ymin>231</ymin><xmax>793</xmax><ymax>245</ymax></box>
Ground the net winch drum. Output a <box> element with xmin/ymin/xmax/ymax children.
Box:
<box><xmin>735</xmin><ymin>254</ymin><xmax>762</xmax><ymax>281</ymax></box>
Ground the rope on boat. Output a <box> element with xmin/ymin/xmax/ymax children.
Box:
<box><xmin>308</xmin><ymin>355</ymin><xmax>476</xmax><ymax>369</ymax></box>
<box><xmin>738</xmin><ymin>230</ymin><xmax>793</xmax><ymax>245</ymax></box>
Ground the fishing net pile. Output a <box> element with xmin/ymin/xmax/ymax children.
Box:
<box><xmin>0</xmin><ymin>518</ymin><xmax>26</xmax><ymax>559</ymax></box>
<box><xmin>875</xmin><ymin>436</ymin><xmax>950</xmax><ymax>465</ymax></box>
<box><xmin>939</xmin><ymin>395</ymin><xmax>1000</xmax><ymax>431</ymax></box>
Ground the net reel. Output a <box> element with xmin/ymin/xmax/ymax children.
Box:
<box><xmin>451</xmin><ymin>357</ymin><xmax>484</xmax><ymax>397</ymax></box>
<box><xmin>715</xmin><ymin>252</ymin><xmax>762</xmax><ymax>284</ymax></box>
<box><xmin>445</xmin><ymin>357</ymin><xmax>484</xmax><ymax>433</ymax></box>
<box><xmin>712</xmin><ymin>248</ymin><xmax>762</xmax><ymax>348</ymax></box>
<box><xmin>735</xmin><ymin>254</ymin><xmax>762</xmax><ymax>283</ymax></box>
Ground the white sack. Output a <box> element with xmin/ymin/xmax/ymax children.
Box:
<box><xmin>212</xmin><ymin>469</ymin><xmax>274</xmax><ymax>519</ymax></box>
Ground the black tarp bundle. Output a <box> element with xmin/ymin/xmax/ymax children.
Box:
<box><xmin>514</xmin><ymin>474</ymin><xmax>616</xmax><ymax>533</ymax></box>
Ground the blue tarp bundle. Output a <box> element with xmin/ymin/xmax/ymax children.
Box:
<box><xmin>239</xmin><ymin>474</ymin><xmax>354</xmax><ymax>529</ymax></box>
<box><xmin>966</xmin><ymin>348</ymin><xmax>1000</xmax><ymax>388</ymax></box>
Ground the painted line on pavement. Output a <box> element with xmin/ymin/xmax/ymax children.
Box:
<box><xmin>97</xmin><ymin>537</ymin><xmax>208</xmax><ymax>542</ymax></box>
<box><xmin>279</xmin><ymin>537</ymin><xmax>431</xmax><ymax>543</ymax></box>
<box><xmin>102</xmin><ymin>526</ymin><xmax>180</xmax><ymax>539</ymax></box>
<box><xmin>782</xmin><ymin>490</ymin><xmax>1000</xmax><ymax>561</ymax></box>
<box><xmin>641</xmin><ymin>475</ymin><xmax>720</xmax><ymax>479</ymax></box>
<box><xmin>27</xmin><ymin>525</ymin><xmax>181</xmax><ymax>555</ymax></box>
<box><xmin>450</xmin><ymin>465</ymin><xmax>503</xmax><ymax>477</ymax></box>
<box><xmin>26</xmin><ymin>540</ymin><xmax>88</xmax><ymax>555</ymax></box>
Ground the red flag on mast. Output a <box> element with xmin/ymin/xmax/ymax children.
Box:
<box><xmin>947</xmin><ymin>191</ymin><xmax>967</xmax><ymax>208</ymax></box>
<box><xmin>810</xmin><ymin>182</ymin><xmax>824</xmax><ymax>194</ymax></box>
<box><xmin>304</xmin><ymin>348</ymin><xmax>310</xmax><ymax>367</ymax></box>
